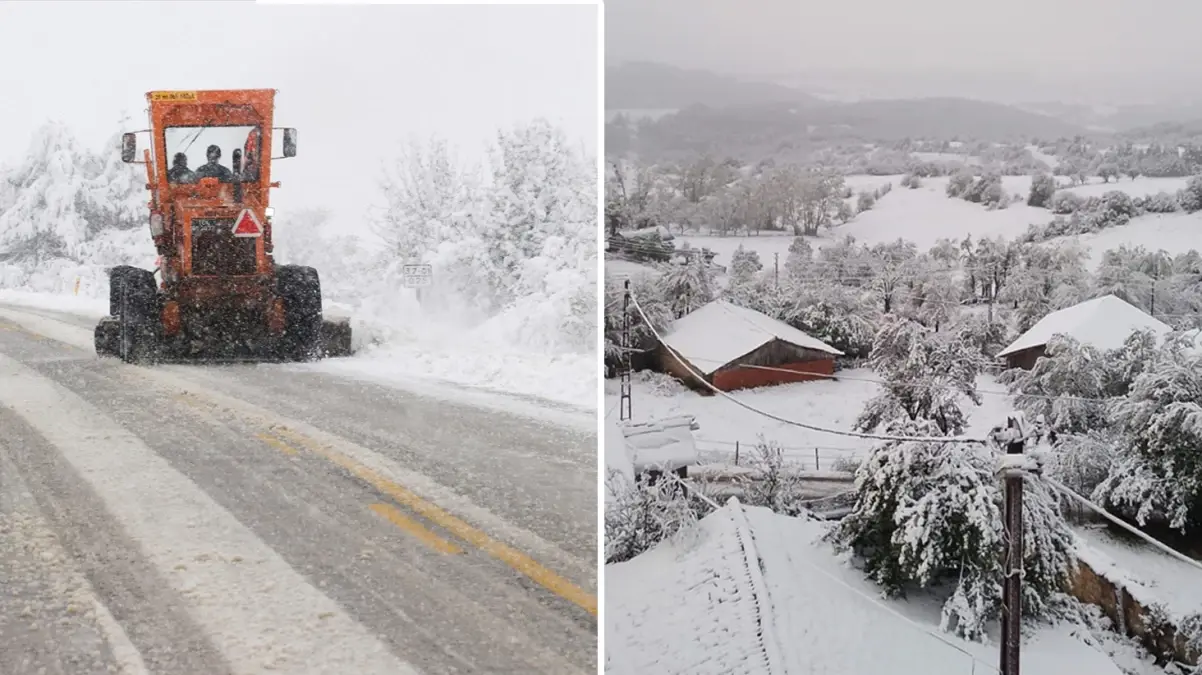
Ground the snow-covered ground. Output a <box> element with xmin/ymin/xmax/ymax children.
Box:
<box><xmin>607</xmin><ymin>500</ymin><xmax>1153</xmax><ymax>675</ymax></box>
<box><xmin>1075</xmin><ymin>525</ymin><xmax>1202</xmax><ymax>627</ymax></box>
<box><xmin>604</xmin><ymin>370</ymin><xmax>1016</xmax><ymax>467</ymax></box>
<box><xmin>677</xmin><ymin>174</ymin><xmax>1201</xmax><ymax>269</ymax></box>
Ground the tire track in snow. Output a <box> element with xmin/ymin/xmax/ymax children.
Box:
<box><xmin>0</xmin><ymin>445</ymin><xmax>148</xmax><ymax>675</ymax></box>
<box><xmin>0</xmin><ymin>354</ymin><xmax>421</xmax><ymax>675</ymax></box>
<box><xmin>0</xmin><ymin>304</ymin><xmax>594</xmax><ymax>594</ymax></box>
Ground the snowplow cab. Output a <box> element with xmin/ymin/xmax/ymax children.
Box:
<box><xmin>94</xmin><ymin>89</ymin><xmax>351</xmax><ymax>362</ymax></box>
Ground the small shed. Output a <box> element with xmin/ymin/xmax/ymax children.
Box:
<box><xmin>997</xmin><ymin>294</ymin><xmax>1171</xmax><ymax>370</ymax></box>
<box><xmin>657</xmin><ymin>300</ymin><xmax>843</xmax><ymax>392</ymax></box>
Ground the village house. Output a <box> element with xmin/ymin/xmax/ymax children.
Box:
<box><xmin>656</xmin><ymin>300</ymin><xmax>843</xmax><ymax>392</ymax></box>
<box><xmin>996</xmin><ymin>294</ymin><xmax>1171</xmax><ymax>370</ymax></box>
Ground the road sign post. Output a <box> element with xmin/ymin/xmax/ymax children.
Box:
<box><xmin>402</xmin><ymin>264</ymin><xmax>432</xmax><ymax>302</ymax></box>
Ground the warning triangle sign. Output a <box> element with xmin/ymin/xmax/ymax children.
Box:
<box><xmin>231</xmin><ymin>209</ymin><xmax>263</xmax><ymax>238</ymax></box>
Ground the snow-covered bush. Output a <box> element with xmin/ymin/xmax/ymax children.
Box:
<box><xmin>604</xmin><ymin>469</ymin><xmax>714</xmax><ymax>564</ymax></box>
<box><xmin>740</xmin><ymin>440</ymin><xmax>807</xmax><ymax>515</ymax></box>
<box><xmin>1050</xmin><ymin>191</ymin><xmax>1084</xmax><ymax>215</ymax></box>
<box><xmin>1133</xmin><ymin>190</ymin><xmax>1180</xmax><ymax>214</ymax></box>
<box><xmin>828</xmin><ymin>418</ymin><xmax>1075</xmax><ymax>641</ymax></box>
<box><xmin>856</xmin><ymin>191</ymin><xmax>876</xmax><ymax>212</ymax></box>
<box><xmin>899</xmin><ymin>173</ymin><xmax>922</xmax><ymax>189</ymax></box>
<box><xmin>1176</xmin><ymin>175</ymin><xmax>1202</xmax><ymax>213</ymax></box>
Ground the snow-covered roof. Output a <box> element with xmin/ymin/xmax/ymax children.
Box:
<box><xmin>661</xmin><ymin>300</ymin><xmax>843</xmax><ymax>374</ymax></box>
<box><xmin>997</xmin><ymin>295</ymin><xmax>1171</xmax><ymax>358</ymax></box>
<box><xmin>619</xmin><ymin>415</ymin><xmax>700</xmax><ymax>473</ymax></box>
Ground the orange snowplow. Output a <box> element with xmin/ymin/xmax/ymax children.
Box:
<box><xmin>94</xmin><ymin>89</ymin><xmax>352</xmax><ymax>362</ymax></box>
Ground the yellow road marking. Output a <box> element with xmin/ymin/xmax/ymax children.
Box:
<box><xmin>255</xmin><ymin>432</ymin><xmax>298</xmax><ymax>456</ymax></box>
<box><xmin>368</xmin><ymin>503</ymin><xmax>463</xmax><ymax>555</ymax></box>
<box><xmin>272</xmin><ymin>426</ymin><xmax>598</xmax><ymax>617</ymax></box>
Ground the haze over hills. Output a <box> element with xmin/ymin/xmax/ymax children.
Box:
<box><xmin>606</xmin><ymin>62</ymin><xmax>822</xmax><ymax>111</ymax></box>
<box><xmin>607</xmin><ymin>63</ymin><xmax>1096</xmax><ymax>162</ymax></box>
<box><xmin>608</xmin><ymin>63</ymin><xmax>1202</xmax><ymax>142</ymax></box>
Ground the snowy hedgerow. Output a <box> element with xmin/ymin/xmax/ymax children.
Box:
<box><xmin>1094</xmin><ymin>347</ymin><xmax>1202</xmax><ymax>533</ymax></box>
<box><xmin>856</xmin><ymin>190</ymin><xmax>875</xmax><ymax>212</ymax></box>
<box><xmin>828</xmin><ymin>418</ymin><xmax>1076</xmax><ymax>641</ymax></box>
<box><xmin>1050</xmin><ymin>191</ymin><xmax>1084</xmax><ymax>215</ymax></box>
<box><xmin>1133</xmin><ymin>190</ymin><xmax>1179</xmax><ymax>214</ymax></box>
<box><xmin>900</xmin><ymin>173</ymin><xmax>922</xmax><ymax>189</ymax></box>
<box><xmin>855</xmin><ymin>317</ymin><xmax>984</xmax><ymax>435</ymax></box>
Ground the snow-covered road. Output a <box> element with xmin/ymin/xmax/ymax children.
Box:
<box><xmin>0</xmin><ymin>304</ymin><xmax>597</xmax><ymax>674</ymax></box>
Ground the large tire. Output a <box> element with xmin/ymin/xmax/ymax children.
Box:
<box><xmin>276</xmin><ymin>265</ymin><xmax>323</xmax><ymax>361</ymax></box>
<box><xmin>94</xmin><ymin>317</ymin><xmax>120</xmax><ymax>357</ymax></box>
<box><xmin>109</xmin><ymin>266</ymin><xmax>159</xmax><ymax>363</ymax></box>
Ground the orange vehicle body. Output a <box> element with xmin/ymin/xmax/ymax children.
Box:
<box><xmin>141</xmin><ymin>89</ymin><xmax>284</xmax><ymax>342</ymax></box>
<box><xmin>96</xmin><ymin>88</ymin><xmax>348</xmax><ymax>362</ymax></box>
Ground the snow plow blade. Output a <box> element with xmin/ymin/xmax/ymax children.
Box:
<box><xmin>320</xmin><ymin>318</ymin><xmax>353</xmax><ymax>358</ymax></box>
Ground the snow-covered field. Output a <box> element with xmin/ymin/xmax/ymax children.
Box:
<box><xmin>675</xmin><ymin>174</ymin><xmax>1202</xmax><ymax>268</ymax></box>
<box><xmin>607</xmin><ymin>500</ymin><xmax>1155</xmax><ymax>675</ymax></box>
<box><xmin>604</xmin><ymin>370</ymin><xmax>1016</xmax><ymax>467</ymax></box>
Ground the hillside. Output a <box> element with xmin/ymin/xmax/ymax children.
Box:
<box><xmin>606</xmin><ymin>61</ymin><xmax>821</xmax><ymax>111</ymax></box>
<box><xmin>615</xmin><ymin>70</ymin><xmax>1096</xmax><ymax>162</ymax></box>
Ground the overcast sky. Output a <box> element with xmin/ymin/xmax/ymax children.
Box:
<box><xmin>0</xmin><ymin>1</ymin><xmax>597</xmax><ymax>234</ymax></box>
<box><xmin>606</xmin><ymin>0</ymin><xmax>1202</xmax><ymax>104</ymax></box>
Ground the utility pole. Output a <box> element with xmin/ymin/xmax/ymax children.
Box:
<box><xmin>774</xmin><ymin>252</ymin><xmax>780</xmax><ymax>288</ymax></box>
<box><xmin>619</xmin><ymin>279</ymin><xmax>633</xmax><ymax>421</ymax></box>
<box><xmin>992</xmin><ymin>413</ymin><xmax>1034</xmax><ymax>675</ymax></box>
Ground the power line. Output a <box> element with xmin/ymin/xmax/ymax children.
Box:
<box><xmin>1046</xmin><ymin>477</ymin><xmax>1202</xmax><ymax>575</ymax></box>
<box><xmin>628</xmin><ymin>290</ymin><xmax>989</xmax><ymax>445</ymax></box>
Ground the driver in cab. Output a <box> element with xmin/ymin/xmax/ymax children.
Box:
<box><xmin>194</xmin><ymin>144</ymin><xmax>233</xmax><ymax>182</ymax></box>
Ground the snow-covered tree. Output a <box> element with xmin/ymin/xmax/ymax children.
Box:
<box><xmin>660</xmin><ymin>258</ymin><xmax>714</xmax><ymax>318</ymax></box>
<box><xmin>376</xmin><ymin>136</ymin><xmax>478</xmax><ymax>264</ymax></box>
<box><xmin>783</xmin><ymin>236</ymin><xmax>813</xmax><ymax>281</ymax></box>
<box><xmin>855</xmin><ymin>317</ymin><xmax>984</xmax><ymax>435</ymax></box>
<box><xmin>603</xmin><ymin>272</ymin><xmax>673</xmax><ymax>362</ymax></box>
<box><xmin>1028</xmin><ymin>171</ymin><xmax>1057</xmax><ymax>208</ymax></box>
<box><xmin>828</xmin><ymin>417</ymin><xmax>1075</xmax><ymax>641</ymax></box>
<box><xmin>1095</xmin><ymin>346</ymin><xmax>1202</xmax><ymax>533</ymax></box>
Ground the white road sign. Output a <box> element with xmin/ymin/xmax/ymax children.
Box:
<box><xmin>402</xmin><ymin>264</ymin><xmax>432</xmax><ymax>288</ymax></box>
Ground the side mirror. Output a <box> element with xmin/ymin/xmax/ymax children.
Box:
<box><xmin>121</xmin><ymin>133</ymin><xmax>137</xmax><ymax>163</ymax></box>
<box><xmin>282</xmin><ymin>128</ymin><xmax>297</xmax><ymax>158</ymax></box>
